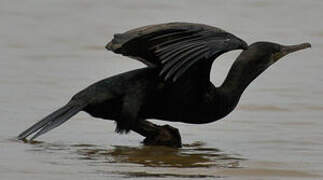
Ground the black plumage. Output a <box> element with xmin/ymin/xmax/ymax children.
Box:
<box><xmin>18</xmin><ymin>22</ymin><xmax>310</xmax><ymax>147</ymax></box>
<box><xmin>106</xmin><ymin>22</ymin><xmax>247</xmax><ymax>82</ymax></box>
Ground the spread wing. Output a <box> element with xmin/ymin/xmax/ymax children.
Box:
<box><xmin>106</xmin><ymin>22</ymin><xmax>247</xmax><ymax>81</ymax></box>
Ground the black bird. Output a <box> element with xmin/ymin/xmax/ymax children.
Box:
<box><xmin>18</xmin><ymin>22</ymin><xmax>310</xmax><ymax>147</ymax></box>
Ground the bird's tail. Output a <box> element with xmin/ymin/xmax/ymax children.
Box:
<box><xmin>17</xmin><ymin>102</ymin><xmax>86</xmax><ymax>141</ymax></box>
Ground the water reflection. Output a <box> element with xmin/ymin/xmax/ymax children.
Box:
<box><xmin>23</xmin><ymin>140</ymin><xmax>244</xmax><ymax>177</ymax></box>
<box><xmin>75</xmin><ymin>142</ymin><xmax>244</xmax><ymax>168</ymax></box>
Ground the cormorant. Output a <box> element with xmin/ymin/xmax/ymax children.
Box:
<box><xmin>17</xmin><ymin>22</ymin><xmax>311</xmax><ymax>147</ymax></box>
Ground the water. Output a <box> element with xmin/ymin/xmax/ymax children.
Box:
<box><xmin>1</xmin><ymin>0</ymin><xmax>323</xmax><ymax>179</ymax></box>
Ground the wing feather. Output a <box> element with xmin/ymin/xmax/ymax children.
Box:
<box><xmin>158</xmin><ymin>41</ymin><xmax>204</xmax><ymax>62</ymax></box>
<box><xmin>160</xmin><ymin>44</ymin><xmax>206</xmax><ymax>76</ymax></box>
<box><xmin>161</xmin><ymin>45</ymin><xmax>206</xmax><ymax>74</ymax></box>
<box><xmin>173</xmin><ymin>50</ymin><xmax>222</xmax><ymax>82</ymax></box>
<box><xmin>165</xmin><ymin>48</ymin><xmax>209</xmax><ymax>81</ymax></box>
<box><xmin>106</xmin><ymin>22</ymin><xmax>246</xmax><ymax>81</ymax></box>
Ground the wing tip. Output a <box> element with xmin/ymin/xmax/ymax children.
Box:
<box><xmin>105</xmin><ymin>40</ymin><xmax>122</xmax><ymax>52</ymax></box>
<box><xmin>105</xmin><ymin>33</ymin><xmax>126</xmax><ymax>52</ymax></box>
<box><xmin>105</xmin><ymin>41</ymin><xmax>112</xmax><ymax>50</ymax></box>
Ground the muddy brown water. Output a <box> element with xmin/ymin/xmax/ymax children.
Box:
<box><xmin>1</xmin><ymin>0</ymin><xmax>323</xmax><ymax>179</ymax></box>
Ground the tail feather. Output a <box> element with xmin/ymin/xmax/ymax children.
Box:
<box><xmin>18</xmin><ymin>103</ymin><xmax>85</xmax><ymax>140</ymax></box>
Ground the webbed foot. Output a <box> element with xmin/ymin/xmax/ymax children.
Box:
<box><xmin>143</xmin><ymin>124</ymin><xmax>182</xmax><ymax>148</ymax></box>
<box><xmin>132</xmin><ymin>120</ymin><xmax>182</xmax><ymax>148</ymax></box>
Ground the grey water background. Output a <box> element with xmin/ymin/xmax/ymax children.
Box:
<box><xmin>1</xmin><ymin>0</ymin><xmax>322</xmax><ymax>179</ymax></box>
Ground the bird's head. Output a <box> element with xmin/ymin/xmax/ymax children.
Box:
<box><xmin>237</xmin><ymin>41</ymin><xmax>311</xmax><ymax>75</ymax></box>
<box><xmin>222</xmin><ymin>41</ymin><xmax>311</xmax><ymax>96</ymax></box>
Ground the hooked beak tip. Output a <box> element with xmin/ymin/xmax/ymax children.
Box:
<box><xmin>299</xmin><ymin>42</ymin><xmax>311</xmax><ymax>49</ymax></box>
<box><xmin>304</xmin><ymin>42</ymin><xmax>312</xmax><ymax>48</ymax></box>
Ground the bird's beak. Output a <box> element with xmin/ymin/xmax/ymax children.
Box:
<box><xmin>281</xmin><ymin>42</ymin><xmax>311</xmax><ymax>56</ymax></box>
<box><xmin>274</xmin><ymin>42</ymin><xmax>311</xmax><ymax>62</ymax></box>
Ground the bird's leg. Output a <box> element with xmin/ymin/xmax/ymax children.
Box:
<box><xmin>131</xmin><ymin>120</ymin><xmax>182</xmax><ymax>148</ymax></box>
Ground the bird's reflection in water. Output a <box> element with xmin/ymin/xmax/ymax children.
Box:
<box><xmin>74</xmin><ymin>141</ymin><xmax>244</xmax><ymax>168</ymax></box>
<box><xmin>26</xmin><ymin>140</ymin><xmax>244</xmax><ymax>178</ymax></box>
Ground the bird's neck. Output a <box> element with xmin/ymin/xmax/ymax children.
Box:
<box><xmin>219</xmin><ymin>59</ymin><xmax>261</xmax><ymax>100</ymax></box>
